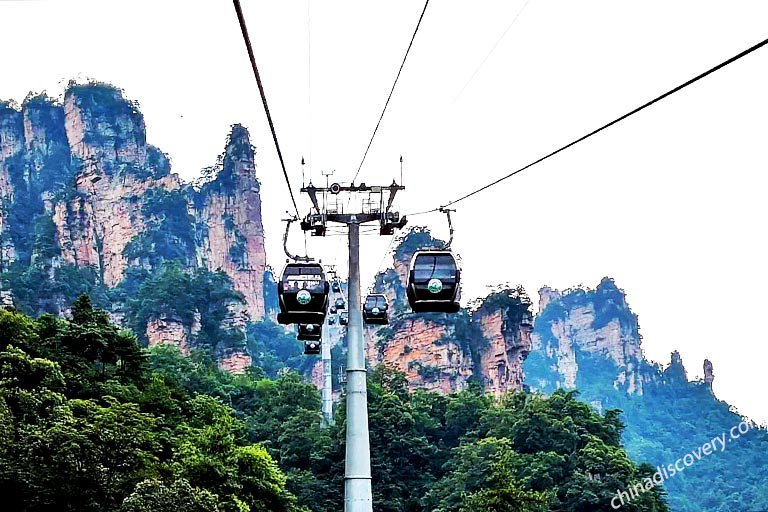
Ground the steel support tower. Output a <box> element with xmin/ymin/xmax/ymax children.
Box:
<box><xmin>300</xmin><ymin>182</ymin><xmax>406</xmax><ymax>512</ymax></box>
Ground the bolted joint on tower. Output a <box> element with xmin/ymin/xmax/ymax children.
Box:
<box><xmin>299</xmin><ymin>181</ymin><xmax>406</xmax><ymax>237</ymax></box>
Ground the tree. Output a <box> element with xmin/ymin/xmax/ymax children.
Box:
<box><xmin>121</xmin><ymin>479</ymin><xmax>221</xmax><ymax>512</ymax></box>
<box><xmin>0</xmin><ymin>308</ymin><xmax>39</xmax><ymax>351</ymax></box>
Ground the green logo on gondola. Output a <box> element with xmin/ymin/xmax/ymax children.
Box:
<box><xmin>427</xmin><ymin>278</ymin><xmax>443</xmax><ymax>294</ymax></box>
<box><xmin>297</xmin><ymin>290</ymin><xmax>312</xmax><ymax>305</ymax></box>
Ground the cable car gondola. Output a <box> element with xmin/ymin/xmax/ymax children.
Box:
<box><xmin>297</xmin><ymin>324</ymin><xmax>321</xmax><ymax>355</ymax></box>
<box><xmin>303</xmin><ymin>339</ymin><xmax>321</xmax><ymax>355</ymax></box>
<box><xmin>363</xmin><ymin>294</ymin><xmax>389</xmax><ymax>325</ymax></box>
<box><xmin>277</xmin><ymin>262</ymin><xmax>329</xmax><ymax>325</ymax></box>
<box><xmin>407</xmin><ymin>250</ymin><xmax>461</xmax><ymax>313</ymax></box>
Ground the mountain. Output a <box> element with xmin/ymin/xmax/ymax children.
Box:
<box><xmin>523</xmin><ymin>280</ymin><xmax>768</xmax><ymax>511</ymax></box>
<box><xmin>361</xmin><ymin>236</ymin><xmax>768</xmax><ymax>511</ymax></box>
<box><xmin>0</xmin><ymin>83</ymin><xmax>271</xmax><ymax>372</ymax></box>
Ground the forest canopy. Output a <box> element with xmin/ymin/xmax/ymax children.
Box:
<box><xmin>0</xmin><ymin>297</ymin><xmax>670</xmax><ymax>511</ymax></box>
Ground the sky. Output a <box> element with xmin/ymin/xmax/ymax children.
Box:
<box><xmin>1</xmin><ymin>0</ymin><xmax>767</xmax><ymax>424</ymax></box>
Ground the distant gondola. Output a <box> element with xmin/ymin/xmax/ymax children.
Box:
<box><xmin>406</xmin><ymin>250</ymin><xmax>461</xmax><ymax>313</ymax></box>
<box><xmin>303</xmin><ymin>340</ymin><xmax>321</xmax><ymax>355</ymax></box>
<box><xmin>277</xmin><ymin>262</ymin><xmax>329</xmax><ymax>325</ymax></box>
<box><xmin>297</xmin><ymin>323</ymin><xmax>322</xmax><ymax>341</ymax></box>
<box><xmin>297</xmin><ymin>324</ymin><xmax>321</xmax><ymax>355</ymax></box>
<box><xmin>363</xmin><ymin>294</ymin><xmax>389</xmax><ymax>325</ymax></box>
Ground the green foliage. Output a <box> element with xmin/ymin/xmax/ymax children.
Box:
<box><xmin>145</xmin><ymin>146</ymin><xmax>171</xmax><ymax>179</ymax></box>
<box><xmin>3</xmin><ymin>260</ymin><xmax>110</xmax><ymax>317</ymax></box>
<box><xmin>122</xmin><ymin>262</ymin><xmax>244</xmax><ymax>350</ymax></box>
<box><xmin>416</xmin><ymin>363</ymin><xmax>440</xmax><ymax>381</ymax></box>
<box><xmin>194</xmin><ymin>125</ymin><xmax>254</xmax><ymax>198</ymax></box>
<box><xmin>121</xmin><ymin>479</ymin><xmax>220</xmax><ymax>512</ymax></box>
<box><xmin>53</xmin><ymin>263</ymin><xmax>111</xmax><ymax>308</ymax></box>
<box><xmin>425</xmin><ymin>438</ymin><xmax>551</xmax><ymax>512</ymax></box>
<box><xmin>67</xmin><ymin>82</ymin><xmax>142</xmax><ymax>152</ymax></box>
<box><xmin>592</xmin><ymin>277</ymin><xmax>638</xmax><ymax>335</ymax></box>
<box><xmin>228</xmin><ymin>230</ymin><xmax>247</xmax><ymax>264</ymax></box>
<box><xmin>245</xmin><ymin>321</ymin><xmax>312</xmax><ymax>378</ymax></box>
<box><xmin>263</xmin><ymin>268</ymin><xmax>279</xmax><ymax>314</ymax></box>
<box><xmin>0</xmin><ymin>308</ymin><xmax>39</xmax><ymax>351</ymax></box>
<box><xmin>0</xmin><ymin>300</ymin><xmax>305</xmax><ymax>512</ymax></box>
<box><xmin>0</xmin><ymin>296</ymin><xmax>674</xmax><ymax>512</ymax></box>
<box><xmin>422</xmin><ymin>391</ymin><xmax>667</xmax><ymax>512</ymax></box>
<box><xmin>393</xmin><ymin>227</ymin><xmax>446</xmax><ymax>263</ymax></box>
<box><xmin>2</xmin><ymin>98</ymin><xmax>73</xmax><ymax>265</ymax></box>
<box><xmin>450</xmin><ymin>310</ymin><xmax>485</xmax><ymax>381</ymax></box>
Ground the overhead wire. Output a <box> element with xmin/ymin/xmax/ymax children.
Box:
<box><xmin>350</xmin><ymin>0</ymin><xmax>431</xmax><ymax>185</ymax></box>
<box><xmin>365</xmin><ymin>2</ymin><xmax>530</xmax><ymax>282</ymax></box>
<box><xmin>373</xmin><ymin>234</ymin><xmax>397</xmax><ymax>278</ymax></box>
<box><xmin>306</xmin><ymin>0</ymin><xmax>313</xmax><ymax>185</ymax></box>
<box><xmin>407</xmin><ymin>34</ymin><xmax>768</xmax><ymax>217</ymax></box>
<box><xmin>451</xmin><ymin>0</ymin><xmax>531</xmax><ymax>103</ymax></box>
<box><xmin>333</xmin><ymin>0</ymin><xmax>431</xmax><ymax>274</ymax></box>
<box><xmin>233</xmin><ymin>0</ymin><xmax>301</xmax><ymax>218</ymax></box>
<box><xmin>346</xmin><ymin>0</ymin><xmax>430</xmax><ymax>277</ymax></box>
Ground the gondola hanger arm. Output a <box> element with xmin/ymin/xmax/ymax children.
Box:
<box><xmin>439</xmin><ymin>207</ymin><xmax>455</xmax><ymax>249</ymax></box>
<box><xmin>282</xmin><ymin>215</ymin><xmax>314</xmax><ymax>262</ymax></box>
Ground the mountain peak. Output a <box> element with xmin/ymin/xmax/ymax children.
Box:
<box><xmin>664</xmin><ymin>350</ymin><xmax>688</xmax><ymax>382</ymax></box>
<box><xmin>527</xmin><ymin>278</ymin><xmax>645</xmax><ymax>393</ymax></box>
<box><xmin>0</xmin><ymin>81</ymin><xmax>268</xmax><ymax>373</ymax></box>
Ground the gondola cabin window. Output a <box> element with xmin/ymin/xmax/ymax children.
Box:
<box><xmin>413</xmin><ymin>254</ymin><xmax>456</xmax><ymax>281</ymax></box>
<box><xmin>283</xmin><ymin>267</ymin><xmax>324</xmax><ymax>293</ymax></box>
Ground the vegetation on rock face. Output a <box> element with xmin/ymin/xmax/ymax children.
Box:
<box><xmin>392</xmin><ymin>226</ymin><xmax>446</xmax><ymax>264</ymax></box>
<box><xmin>193</xmin><ymin>124</ymin><xmax>255</xmax><ymax>197</ymax></box>
<box><xmin>2</xmin><ymin>205</ymin><xmax>112</xmax><ymax>316</ymax></box>
<box><xmin>1</xmin><ymin>99</ymin><xmax>74</xmax><ymax>267</ymax></box>
<box><xmin>0</xmin><ymin>302</ymin><xmax>670</xmax><ymax>512</ymax></box>
<box><xmin>123</xmin><ymin>187</ymin><xmax>196</xmax><ymax>267</ymax></box>
<box><xmin>66</xmin><ymin>82</ymin><xmax>144</xmax><ymax>153</ymax></box>
<box><xmin>245</xmin><ymin>320</ymin><xmax>316</xmax><ymax>378</ymax></box>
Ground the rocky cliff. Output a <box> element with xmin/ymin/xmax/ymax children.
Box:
<box><xmin>525</xmin><ymin>278</ymin><xmax>653</xmax><ymax>394</ymax></box>
<box><xmin>523</xmin><ymin>277</ymin><xmax>716</xmax><ymax>399</ymax></box>
<box><xmin>361</xmin><ymin>235</ymin><xmax>718</xmax><ymax>402</ymax></box>
<box><xmin>0</xmin><ymin>82</ymin><xmax>268</xmax><ymax>372</ymax></box>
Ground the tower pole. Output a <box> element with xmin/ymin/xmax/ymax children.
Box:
<box><xmin>344</xmin><ymin>222</ymin><xmax>373</xmax><ymax>512</ymax></box>
<box><xmin>321</xmin><ymin>319</ymin><xmax>333</xmax><ymax>425</ymax></box>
